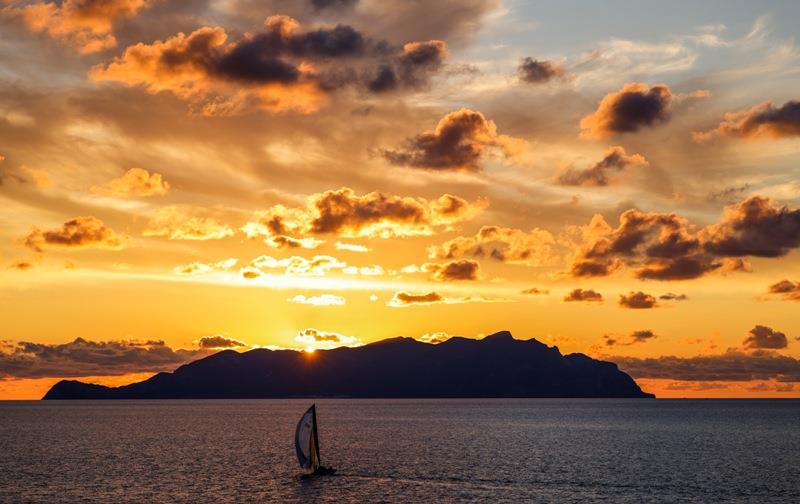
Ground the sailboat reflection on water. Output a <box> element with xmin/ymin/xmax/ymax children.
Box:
<box><xmin>295</xmin><ymin>404</ymin><xmax>336</xmax><ymax>477</ymax></box>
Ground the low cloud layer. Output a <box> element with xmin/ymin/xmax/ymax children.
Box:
<box><xmin>381</xmin><ymin>108</ymin><xmax>525</xmax><ymax>171</ymax></box>
<box><xmin>387</xmin><ymin>290</ymin><xmax>509</xmax><ymax>307</ymax></box>
<box><xmin>196</xmin><ymin>335</ymin><xmax>247</xmax><ymax>349</ymax></box>
<box><xmin>0</xmin><ymin>338</ymin><xmax>206</xmax><ymax>379</ymax></box>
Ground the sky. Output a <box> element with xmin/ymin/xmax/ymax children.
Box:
<box><xmin>1</xmin><ymin>0</ymin><xmax>799</xmax><ymax>399</ymax></box>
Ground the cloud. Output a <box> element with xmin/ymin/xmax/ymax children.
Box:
<box><xmin>380</xmin><ymin>108</ymin><xmax>525</xmax><ymax>171</ymax></box>
<box><xmin>248</xmin><ymin>254</ymin><xmax>347</xmax><ymax>276</ymax></box>
<box><xmin>24</xmin><ymin>216</ymin><xmax>125</xmax><ymax>252</ymax></box>
<box><xmin>335</xmin><ymin>241</ymin><xmax>369</xmax><ymax>252</ymax></box>
<box><xmin>694</xmin><ymin>100</ymin><xmax>800</xmax><ymax>142</ymax></box>
<box><xmin>288</xmin><ymin>294</ymin><xmax>346</xmax><ymax>306</ymax></box>
<box><xmin>387</xmin><ymin>290</ymin><xmax>510</xmax><ymax>307</ymax></box>
<box><xmin>429</xmin><ymin>225</ymin><xmax>557</xmax><ymax>266</ymax></box>
<box><xmin>91</xmin><ymin>168</ymin><xmax>170</xmax><ymax>197</ymax></box>
<box><xmin>767</xmin><ymin>280</ymin><xmax>800</xmax><ymax>301</ymax></box>
<box><xmin>556</xmin><ymin>146</ymin><xmax>648</xmax><ymax>187</ymax></box>
<box><xmin>417</xmin><ymin>332</ymin><xmax>452</xmax><ymax>344</ymax></box>
<box><xmin>195</xmin><ymin>335</ymin><xmax>247</xmax><ymax>349</ymax></box>
<box><xmin>8</xmin><ymin>259</ymin><xmax>36</xmax><ymax>271</ymax></box>
<box><xmin>703</xmin><ymin>196</ymin><xmax>800</xmax><ymax>258</ymax></box>
<box><xmin>580</xmin><ymin>83</ymin><xmax>673</xmax><ymax>138</ymax></box>
<box><xmin>421</xmin><ymin>259</ymin><xmax>480</xmax><ymax>281</ymax></box>
<box><xmin>143</xmin><ymin>206</ymin><xmax>234</xmax><ymax>241</ymax></box>
<box><xmin>569</xmin><ymin>196</ymin><xmax>800</xmax><ymax>280</ymax></box>
<box><xmin>659</xmin><ymin>292</ymin><xmax>688</xmax><ymax>301</ymax></box>
<box><xmin>604</xmin><ymin>329</ymin><xmax>657</xmax><ymax>346</ymax></box>
<box><xmin>619</xmin><ymin>291</ymin><xmax>658</xmax><ymax>309</ymax></box>
<box><xmin>744</xmin><ymin>325</ymin><xmax>789</xmax><ymax>350</ymax></box>
<box><xmin>311</xmin><ymin>0</ymin><xmax>358</xmax><ymax>11</ymax></box>
<box><xmin>295</xmin><ymin>328</ymin><xmax>362</xmax><ymax>350</ymax></box>
<box><xmin>242</xmin><ymin>187</ymin><xmax>484</xmax><ymax>241</ymax></box>
<box><xmin>517</xmin><ymin>57</ymin><xmax>565</xmax><ymax>84</ymax></box>
<box><xmin>0</xmin><ymin>337</ymin><xmax>206</xmax><ymax>379</ymax></box>
<box><xmin>174</xmin><ymin>258</ymin><xmax>237</xmax><ymax>276</ymax></box>
<box><xmin>612</xmin><ymin>350</ymin><xmax>800</xmax><ymax>382</ymax></box>
<box><xmin>7</xmin><ymin>0</ymin><xmax>152</xmax><ymax>54</ymax></box>
<box><xmin>90</xmin><ymin>16</ymin><xmax>449</xmax><ymax>115</ymax></box>
<box><xmin>521</xmin><ymin>287</ymin><xmax>549</xmax><ymax>295</ymax></box>
<box><xmin>564</xmin><ymin>288</ymin><xmax>603</xmax><ymax>302</ymax></box>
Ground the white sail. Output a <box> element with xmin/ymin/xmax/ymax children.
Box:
<box><xmin>295</xmin><ymin>406</ymin><xmax>315</xmax><ymax>470</ymax></box>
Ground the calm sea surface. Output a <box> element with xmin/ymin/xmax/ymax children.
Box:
<box><xmin>1</xmin><ymin>399</ymin><xmax>798</xmax><ymax>503</ymax></box>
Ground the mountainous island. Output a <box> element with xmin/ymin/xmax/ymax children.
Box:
<box><xmin>43</xmin><ymin>331</ymin><xmax>654</xmax><ymax>399</ymax></box>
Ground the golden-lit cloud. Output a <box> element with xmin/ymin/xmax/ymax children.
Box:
<box><xmin>420</xmin><ymin>259</ymin><xmax>480</xmax><ymax>281</ymax></box>
<box><xmin>335</xmin><ymin>241</ymin><xmax>369</xmax><ymax>252</ymax></box>
<box><xmin>580</xmin><ymin>83</ymin><xmax>673</xmax><ymax>138</ymax></box>
<box><xmin>521</xmin><ymin>287</ymin><xmax>549</xmax><ymax>295</ymax></box>
<box><xmin>387</xmin><ymin>290</ymin><xmax>511</xmax><ymax>307</ymax></box>
<box><xmin>381</xmin><ymin>108</ymin><xmax>525</xmax><ymax>171</ymax></box>
<box><xmin>417</xmin><ymin>331</ymin><xmax>452</xmax><ymax>344</ymax></box>
<box><xmin>143</xmin><ymin>206</ymin><xmax>234</xmax><ymax>241</ymax></box>
<box><xmin>24</xmin><ymin>216</ymin><xmax>125</xmax><ymax>252</ymax></box>
<box><xmin>173</xmin><ymin>258</ymin><xmax>237</xmax><ymax>276</ymax></box>
<box><xmin>91</xmin><ymin>168</ymin><xmax>170</xmax><ymax>198</ymax></box>
<box><xmin>248</xmin><ymin>254</ymin><xmax>347</xmax><ymax>276</ymax></box>
<box><xmin>429</xmin><ymin>225</ymin><xmax>557</xmax><ymax>266</ymax></box>
<box><xmin>295</xmin><ymin>328</ymin><xmax>362</xmax><ymax>350</ymax></box>
<box><xmin>288</xmin><ymin>294</ymin><xmax>346</xmax><ymax>306</ymax></box>
<box><xmin>694</xmin><ymin>100</ymin><xmax>800</xmax><ymax>142</ymax></box>
<box><xmin>556</xmin><ymin>146</ymin><xmax>648</xmax><ymax>187</ymax></box>
<box><xmin>563</xmin><ymin>288</ymin><xmax>603</xmax><ymax>302</ymax></box>
<box><xmin>7</xmin><ymin>0</ymin><xmax>152</xmax><ymax>54</ymax></box>
<box><xmin>618</xmin><ymin>291</ymin><xmax>658</xmax><ymax>309</ymax></box>
<box><xmin>243</xmin><ymin>187</ymin><xmax>485</xmax><ymax>241</ymax></box>
<box><xmin>89</xmin><ymin>16</ymin><xmax>449</xmax><ymax>114</ymax></box>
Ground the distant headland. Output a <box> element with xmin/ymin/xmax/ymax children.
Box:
<box><xmin>43</xmin><ymin>331</ymin><xmax>655</xmax><ymax>399</ymax></box>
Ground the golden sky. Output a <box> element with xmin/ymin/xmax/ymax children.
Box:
<box><xmin>1</xmin><ymin>0</ymin><xmax>799</xmax><ymax>399</ymax></box>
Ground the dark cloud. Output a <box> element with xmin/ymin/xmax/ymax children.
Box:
<box><xmin>744</xmin><ymin>325</ymin><xmax>789</xmax><ymax>350</ymax></box>
<box><xmin>612</xmin><ymin>350</ymin><xmax>800</xmax><ymax>382</ymax></box>
<box><xmin>619</xmin><ymin>291</ymin><xmax>658</xmax><ymax>309</ymax></box>
<box><xmin>564</xmin><ymin>288</ymin><xmax>603</xmax><ymax>302</ymax></box>
<box><xmin>0</xmin><ymin>338</ymin><xmax>207</xmax><ymax>379</ymax></box>
<box><xmin>381</xmin><ymin>108</ymin><xmax>524</xmax><ymax>171</ymax></box>
<box><xmin>767</xmin><ymin>280</ymin><xmax>800</xmax><ymax>301</ymax></box>
<box><xmin>557</xmin><ymin>146</ymin><xmax>648</xmax><ymax>187</ymax></box>
<box><xmin>91</xmin><ymin>16</ymin><xmax>450</xmax><ymax>115</ymax></box>
<box><xmin>570</xmin><ymin>196</ymin><xmax>800</xmax><ymax>281</ymax></box>
<box><xmin>580</xmin><ymin>83</ymin><xmax>672</xmax><ymax>138</ymax></box>
<box><xmin>389</xmin><ymin>291</ymin><xmax>444</xmax><ymax>306</ymax></box>
<box><xmin>631</xmin><ymin>330</ymin><xmax>657</xmax><ymax>343</ymax></box>
<box><xmin>659</xmin><ymin>293</ymin><xmax>688</xmax><ymax>301</ymax></box>
<box><xmin>24</xmin><ymin>216</ymin><xmax>125</xmax><ymax>252</ymax></box>
<box><xmin>703</xmin><ymin>196</ymin><xmax>800</xmax><ymax>258</ymax></box>
<box><xmin>311</xmin><ymin>0</ymin><xmax>358</xmax><ymax>11</ymax></box>
<box><xmin>422</xmin><ymin>259</ymin><xmax>480</xmax><ymax>281</ymax></box>
<box><xmin>694</xmin><ymin>100</ymin><xmax>800</xmax><ymax>142</ymax></box>
<box><xmin>521</xmin><ymin>287</ymin><xmax>549</xmax><ymax>295</ymax></box>
<box><xmin>604</xmin><ymin>329</ymin><xmax>657</xmax><ymax>346</ymax></box>
<box><xmin>196</xmin><ymin>335</ymin><xmax>247</xmax><ymax>349</ymax></box>
<box><xmin>517</xmin><ymin>57</ymin><xmax>565</xmax><ymax>84</ymax></box>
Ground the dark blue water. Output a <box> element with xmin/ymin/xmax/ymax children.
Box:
<box><xmin>0</xmin><ymin>400</ymin><xmax>798</xmax><ymax>503</ymax></box>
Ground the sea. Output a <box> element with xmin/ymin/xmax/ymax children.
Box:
<box><xmin>1</xmin><ymin>399</ymin><xmax>798</xmax><ymax>503</ymax></box>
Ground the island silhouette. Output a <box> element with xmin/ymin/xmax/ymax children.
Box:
<box><xmin>43</xmin><ymin>331</ymin><xmax>654</xmax><ymax>399</ymax></box>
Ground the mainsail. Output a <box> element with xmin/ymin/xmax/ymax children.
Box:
<box><xmin>295</xmin><ymin>404</ymin><xmax>321</xmax><ymax>471</ymax></box>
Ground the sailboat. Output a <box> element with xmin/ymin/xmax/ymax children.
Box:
<box><xmin>295</xmin><ymin>404</ymin><xmax>336</xmax><ymax>476</ymax></box>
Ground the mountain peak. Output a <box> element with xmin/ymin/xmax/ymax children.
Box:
<box><xmin>483</xmin><ymin>330</ymin><xmax>514</xmax><ymax>341</ymax></box>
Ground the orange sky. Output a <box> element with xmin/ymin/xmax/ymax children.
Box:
<box><xmin>1</xmin><ymin>1</ymin><xmax>799</xmax><ymax>399</ymax></box>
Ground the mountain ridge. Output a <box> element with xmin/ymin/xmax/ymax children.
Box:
<box><xmin>43</xmin><ymin>331</ymin><xmax>655</xmax><ymax>399</ymax></box>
